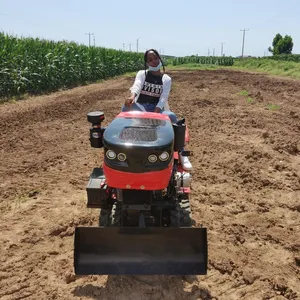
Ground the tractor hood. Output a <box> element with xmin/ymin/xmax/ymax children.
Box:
<box><xmin>103</xmin><ymin>111</ymin><xmax>174</xmax><ymax>149</ymax></box>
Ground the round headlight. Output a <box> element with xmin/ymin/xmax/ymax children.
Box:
<box><xmin>159</xmin><ymin>152</ymin><xmax>169</xmax><ymax>161</ymax></box>
<box><xmin>106</xmin><ymin>150</ymin><xmax>116</xmax><ymax>159</ymax></box>
<box><xmin>148</xmin><ymin>154</ymin><xmax>158</xmax><ymax>163</ymax></box>
<box><xmin>117</xmin><ymin>153</ymin><xmax>127</xmax><ymax>161</ymax></box>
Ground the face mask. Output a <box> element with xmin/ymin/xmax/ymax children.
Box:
<box><xmin>148</xmin><ymin>61</ymin><xmax>162</xmax><ymax>71</ymax></box>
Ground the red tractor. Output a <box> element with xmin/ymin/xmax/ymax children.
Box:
<box><xmin>74</xmin><ymin>110</ymin><xmax>207</xmax><ymax>275</ymax></box>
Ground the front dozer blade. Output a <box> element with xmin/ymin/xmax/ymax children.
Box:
<box><xmin>74</xmin><ymin>227</ymin><xmax>207</xmax><ymax>275</ymax></box>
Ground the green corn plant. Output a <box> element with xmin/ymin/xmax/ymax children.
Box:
<box><xmin>0</xmin><ymin>32</ymin><xmax>144</xmax><ymax>98</ymax></box>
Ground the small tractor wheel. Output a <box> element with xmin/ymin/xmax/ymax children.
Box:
<box><xmin>99</xmin><ymin>208</ymin><xmax>110</xmax><ymax>227</ymax></box>
<box><xmin>170</xmin><ymin>194</ymin><xmax>192</xmax><ymax>227</ymax></box>
<box><xmin>109</xmin><ymin>202</ymin><xmax>122</xmax><ymax>226</ymax></box>
<box><xmin>99</xmin><ymin>202</ymin><xmax>122</xmax><ymax>227</ymax></box>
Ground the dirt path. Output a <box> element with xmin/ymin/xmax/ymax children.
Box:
<box><xmin>0</xmin><ymin>70</ymin><xmax>299</xmax><ymax>300</ymax></box>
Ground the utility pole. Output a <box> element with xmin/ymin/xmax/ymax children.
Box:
<box><xmin>93</xmin><ymin>35</ymin><xmax>95</xmax><ymax>47</ymax></box>
<box><xmin>129</xmin><ymin>44</ymin><xmax>132</xmax><ymax>52</ymax></box>
<box><xmin>240</xmin><ymin>29</ymin><xmax>249</xmax><ymax>58</ymax></box>
<box><xmin>85</xmin><ymin>32</ymin><xmax>94</xmax><ymax>47</ymax></box>
<box><xmin>136</xmin><ymin>37</ymin><xmax>140</xmax><ymax>52</ymax></box>
<box><xmin>221</xmin><ymin>42</ymin><xmax>224</xmax><ymax>56</ymax></box>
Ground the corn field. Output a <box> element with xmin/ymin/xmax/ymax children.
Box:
<box><xmin>0</xmin><ymin>32</ymin><xmax>143</xmax><ymax>98</ymax></box>
<box><xmin>172</xmin><ymin>55</ymin><xmax>234</xmax><ymax>66</ymax></box>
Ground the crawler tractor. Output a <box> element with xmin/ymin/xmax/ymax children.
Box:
<box><xmin>74</xmin><ymin>110</ymin><xmax>207</xmax><ymax>275</ymax></box>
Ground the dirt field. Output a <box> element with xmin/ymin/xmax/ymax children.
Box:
<box><xmin>0</xmin><ymin>69</ymin><xmax>299</xmax><ymax>300</ymax></box>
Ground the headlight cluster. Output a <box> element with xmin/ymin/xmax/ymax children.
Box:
<box><xmin>106</xmin><ymin>150</ymin><xmax>127</xmax><ymax>161</ymax></box>
<box><xmin>148</xmin><ymin>151</ymin><xmax>170</xmax><ymax>163</ymax></box>
<box><xmin>106</xmin><ymin>150</ymin><xmax>170</xmax><ymax>163</ymax></box>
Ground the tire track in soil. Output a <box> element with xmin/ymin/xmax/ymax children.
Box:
<box><xmin>0</xmin><ymin>70</ymin><xmax>299</xmax><ymax>299</ymax></box>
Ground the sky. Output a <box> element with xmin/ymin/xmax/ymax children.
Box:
<box><xmin>1</xmin><ymin>0</ymin><xmax>299</xmax><ymax>57</ymax></box>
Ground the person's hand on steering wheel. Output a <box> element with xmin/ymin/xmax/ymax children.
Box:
<box><xmin>125</xmin><ymin>93</ymin><xmax>135</xmax><ymax>107</ymax></box>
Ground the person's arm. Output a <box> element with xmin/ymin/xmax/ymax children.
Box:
<box><xmin>130</xmin><ymin>70</ymin><xmax>145</xmax><ymax>96</ymax></box>
<box><xmin>156</xmin><ymin>75</ymin><xmax>172</xmax><ymax>112</ymax></box>
<box><xmin>125</xmin><ymin>70</ymin><xmax>145</xmax><ymax>107</ymax></box>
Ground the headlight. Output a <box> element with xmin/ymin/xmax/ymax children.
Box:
<box><xmin>106</xmin><ymin>150</ymin><xmax>116</xmax><ymax>159</ymax></box>
<box><xmin>159</xmin><ymin>152</ymin><xmax>169</xmax><ymax>161</ymax></box>
<box><xmin>117</xmin><ymin>153</ymin><xmax>127</xmax><ymax>161</ymax></box>
<box><xmin>148</xmin><ymin>154</ymin><xmax>158</xmax><ymax>163</ymax></box>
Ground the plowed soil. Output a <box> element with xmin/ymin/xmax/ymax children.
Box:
<box><xmin>0</xmin><ymin>69</ymin><xmax>299</xmax><ymax>300</ymax></box>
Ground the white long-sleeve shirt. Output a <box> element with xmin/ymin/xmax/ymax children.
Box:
<box><xmin>129</xmin><ymin>70</ymin><xmax>171</xmax><ymax>111</ymax></box>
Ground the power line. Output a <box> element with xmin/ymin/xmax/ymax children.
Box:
<box><xmin>240</xmin><ymin>29</ymin><xmax>249</xmax><ymax>58</ymax></box>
